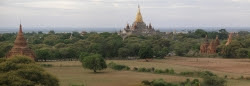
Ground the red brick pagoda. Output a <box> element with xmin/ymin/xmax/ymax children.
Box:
<box><xmin>6</xmin><ymin>24</ymin><xmax>36</xmax><ymax>60</ymax></box>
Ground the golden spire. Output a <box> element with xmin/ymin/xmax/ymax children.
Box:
<box><xmin>135</xmin><ymin>5</ymin><xmax>143</xmax><ymax>22</ymax></box>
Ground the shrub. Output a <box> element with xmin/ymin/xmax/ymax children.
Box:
<box><xmin>146</xmin><ymin>68</ymin><xmax>153</xmax><ymax>72</ymax></box>
<box><xmin>71</xmin><ymin>84</ymin><xmax>84</xmax><ymax>86</ymax></box>
<box><xmin>0</xmin><ymin>56</ymin><xmax>59</xmax><ymax>86</ymax></box>
<box><xmin>138</xmin><ymin>67</ymin><xmax>147</xmax><ymax>72</ymax></box>
<box><xmin>142</xmin><ymin>78</ymin><xmax>200</xmax><ymax>86</ymax></box>
<box><xmin>179</xmin><ymin>71</ymin><xmax>194</xmax><ymax>76</ymax></box>
<box><xmin>142</xmin><ymin>80</ymin><xmax>151</xmax><ymax>86</ymax></box>
<box><xmin>151</xmin><ymin>79</ymin><xmax>178</xmax><ymax>86</ymax></box>
<box><xmin>180</xmin><ymin>79</ymin><xmax>200</xmax><ymax>86</ymax></box>
<box><xmin>40</xmin><ymin>64</ymin><xmax>53</xmax><ymax>67</ymax></box>
<box><xmin>240</xmin><ymin>76</ymin><xmax>244</xmax><ymax>79</ymax></box>
<box><xmin>151</xmin><ymin>67</ymin><xmax>155</xmax><ymax>72</ymax></box>
<box><xmin>204</xmin><ymin>71</ymin><xmax>216</xmax><ymax>76</ymax></box>
<box><xmin>165</xmin><ymin>69</ymin><xmax>169</xmax><ymax>73</ymax></box>
<box><xmin>169</xmin><ymin>69</ymin><xmax>175</xmax><ymax>74</ymax></box>
<box><xmin>154</xmin><ymin>69</ymin><xmax>164</xmax><ymax>74</ymax></box>
<box><xmin>126</xmin><ymin>66</ymin><xmax>130</xmax><ymax>70</ymax></box>
<box><xmin>245</xmin><ymin>77</ymin><xmax>250</xmax><ymax>80</ymax></box>
<box><xmin>151</xmin><ymin>79</ymin><xmax>166</xmax><ymax>86</ymax></box>
<box><xmin>133</xmin><ymin>67</ymin><xmax>138</xmax><ymax>71</ymax></box>
<box><xmin>191</xmin><ymin>79</ymin><xmax>200</xmax><ymax>86</ymax></box>
<box><xmin>203</xmin><ymin>76</ymin><xmax>226</xmax><ymax>86</ymax></box>
<box><xmin>224</xmin><ymin>75</ymin><xmax>228</xmax><ymax>79</ymax></box>
<box><xmin>108</xmin><ymin>62</ymin><xmax>130</xmax><ymax>71</ymax></box>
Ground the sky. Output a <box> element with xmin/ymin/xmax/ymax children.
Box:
<box><xmin>0</xmin><ymin>0</ymin><xmax>250</xmax><ymax>28</ymax></box>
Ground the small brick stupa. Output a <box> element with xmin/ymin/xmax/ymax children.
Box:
<box><xmin>200</xmin><ymin>35</ymin><xmax>220</xmax><ymax>54</ymax></box>
<box><xmin>225</xmin><ymin>33</ymin><xmax>233</xmax><ymax>46</ymax></box>
<box><xmin>6</xmin><ymin>24</ymin><xmax>36</xmax><ymax>60</ymax></box>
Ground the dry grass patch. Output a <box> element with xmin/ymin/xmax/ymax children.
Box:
<box><xmin>40</xmin><ymin>57</ymin><xmax>250</xmax><ymax>86</ymax></box>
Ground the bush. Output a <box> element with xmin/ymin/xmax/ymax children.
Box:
<box><xmin>146</xmin><ymin>68</ymin><xmax>152</xmax><ymax>72</ymax></box>
<box><xmin>133</xmin><ymin>67</ymin><xmax>138</xmax><ymax>71</ymax></box>
<box><xmin>154</xmin><ymin>69</ymin><xmax>164</xmax><ymax>74</ymax></box>
<box><xmin>40</xmin><ymin>64</ymin><xmax>53</xmax><ymax>67</ymax></box>
<box><xmin>71</xmin><ymin>84</ymin><xmax>84</xmax><ymax>86</ymax></box>
<box><xmin>180</xmin><ymin>79</ymin><xmax>200</xmax><ymax>86</ymax></box>
<box><xmin>151</xmin><ymin>79</ymin><xmax>178</xmax><ymax>86</ymax></box>
<box><xmin>0</xmin><ymin>56</ymin><xmax>59</xmax><ymax>86</ymax></box>
<box><xmin>169</xmin><ymin>69</ymin><xmax>175</xmax><ymax>74</ymax></box>
<box><xmin>138</xmin><ymin>67</ymin><xmax>147</xmax><ymax>72</ymax></box>
<box><xmin>151</xmin><ymin>79</ymin><xmax>166</xmax><ymax>86</ymax></box>
<box><xmin>142</xmin><ymin>80</ymin><xmax>151</xmax><ymax>86</ymax></box>
<box><xmin>203</xmin><ymin>76</ymin><xmax>226</xmax><ymax>86</ymax></box>
<box><xmin>108</xmin><ymin>62</ymin><xmax>130</xmax><ymax>71</ymax></box>
<box><xmin>201</xmin><ymin>71</ymin><xmax>217</xmax><ymax>77</ymax></box>
<box><xmin>151</xmin><ymin>67</ymin><xmax>155</xmax><ymax>72</ymax></box>
<box><xmin>236</xmin><ymin>48</ymin><xmax>249</xmax><ymax>58</ymax></box>
<box><xmin>179</xmin><ymin>71</ymin><xmax>194</xmax><ymax>76</ymax></box>
<box><xmin>165</xmin><ymin>69</ymin><xmax>169</xmax><ymax>73</ymax></box>
<box><xmin>142</xmin><ymin>78</ymin><xmax>200</xmax><ymax>86</ymax></box>
<box><xmin>191</xmin><ymin>79</ymin><xmax>200</xmax><ymax>86</ymax></box>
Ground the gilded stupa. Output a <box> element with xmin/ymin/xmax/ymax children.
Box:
<box><xmin>119</xmin><ymin>5</ymin><xmax>158</xmax><ymax>37</ymax></box>
<box><xmin>6</xmin><ymin>24</ymin><xmax>36</xmax><ymax>60</ymax></box>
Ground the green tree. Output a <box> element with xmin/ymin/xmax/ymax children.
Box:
<box><xmin>221</xmin><ymin>41</ymin><xmax>243</xmax><ymax>58</ymax></box>
<box><xmin>48</xmin><ymin>30</ymin><xmax>55</xmax><ymax>34</ymax></box>
<box><xmin>35</xmin><ymin>48</ymin><xmax>50</xmax><ymax>61</ymax></box>
<box><xmin>195</xmin><ymin>29</ymin><xmax>207</xmax><ymax>38</ymax></box>
<box><xmin>138</xmin><ymin>44</ymin><xmax>153</xmax><ymax>59</ymax></box>
<box><xmin>59</xmin><ymin>47</ymin><xmax>77</xmax><ymax>60</ymax></box>
<box><xmin>236</xmin><ymin>48</ymin><xmax>249</xmax><ymax>58</ymax></box>
<box><xmin>0</xmin><ymin>42</ymin><xmax>13</xmax><ymax>58</ymax></box>
<box><xmin>80</xmin><ymin>54</ymin><xmax>107</xmax><ymax>73</ymax></box>
<box><xmin>43</xmin><ymin>35</ymin><xmax>59</xmax><ymax>46</ymax></box>
<box><xmin>173</xmin><ymin>42</ymin><xmax>189</xmax><ymax>56</ymax></box>
<box><xmin>218</xmin><ymin>29</ymin><xmax>228</xmax><ymax>40</ymax></box>
<box><xmin>0</xmin><ymin>55</ymin><xmax>59</xmax><ymax>86</ymax></box>
<box><xmin>118</xmin><ymin>48</ymin><xmax>130</xmax><ymax>58</ymax></box>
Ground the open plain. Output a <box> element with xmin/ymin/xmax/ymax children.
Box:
<box><xmin>40</xmin><ymin>57</ymin><xmax>250</xmax><ymax>86</ymax></box>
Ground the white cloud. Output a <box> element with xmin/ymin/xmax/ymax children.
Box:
<box><xmin>0</xmin><ymin>0</ymin><xmax>250</xmax><ymax>27</ymax></box>
<box><xmin>15</xmin><ymin>0</ymin><xmax>79</xmax><ymax>9</ymax></box>
<box><xmin>112</xmin><ymin>3</ymin><xmax>119</xmax><ymax>8</ymax></box>
<box><xmin>232</xmin><ymin>0</ymin><xmax>250</xmax><ymax>2</ymax></box>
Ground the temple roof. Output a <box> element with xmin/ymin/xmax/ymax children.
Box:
<box><xmin>135</xmin><ymin>5</ymin><xmax>143</xmax><ymax>23</ymax></box>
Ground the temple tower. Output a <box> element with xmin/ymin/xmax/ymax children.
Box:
<box><xmin>119</xmin><ymin>5</ymin><xmax>158</xmax><ymax>37</ymax></box>
<box><xmin>6</xmin><ymin>24</ymin><xmax>36</xmax><ymax>60</ymax></box>
<box><xmin>200</xmin><ymin>35</ymin><xmax>209</xmax><ymax>53</ymax></box>
<box><xmin>200</xmin><ymin>35</ymin><xmax>220</xmax><ymax>54</ymax></box>
<box><xmin>135</xmin><ymin>5</ymin><xmax>143</xmax><ymax>23</ymax></box>
<box><xmin>225</xmin><ymin>33</ymin><xmax>233</xmax><ymax>46</ymax></box>
<box><xmin>214</xmin><ymin>35</ymin><xmax>220</xmax><ymax>46</ymax></box>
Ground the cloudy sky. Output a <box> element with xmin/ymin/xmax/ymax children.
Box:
<box><xmin>0</xmin><ymin>0</ymin><xmax>250</xmax><ymax>28</ymax></box>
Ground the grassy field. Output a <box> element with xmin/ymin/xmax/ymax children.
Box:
<box><xmin>40</xmin><ymin>57</ymin><xmax>250</xmax><ymax>86</ymax></box>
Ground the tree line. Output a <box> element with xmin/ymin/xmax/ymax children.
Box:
<box><xmin>0</xmin><ymin>29</ymin><xmax>250</xmax><ymax>61</ymax></box>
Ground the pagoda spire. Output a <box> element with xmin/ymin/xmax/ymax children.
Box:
<box><xmin>15</xmin><ymin>22</ymin><xmax>27</xmax><ymax>47</ymax></box>
<box><xmin>19</xmin><ymin>23</ymin><xmax>23</xmax><ymax>33</ymax></box>
<box><xmin>6</xmin><ymin>23</ymin><xmax>36</xmax><ymax>60</ymax></box>
<box><xmin>135</xmin><ymin>5</ymin><xmax>143</xmax><ymax>23</ymax></box>
<box><xmin>226</xmin><ymin>33</ymin><xmax>233</xmax><ymax>46</ymax></box>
